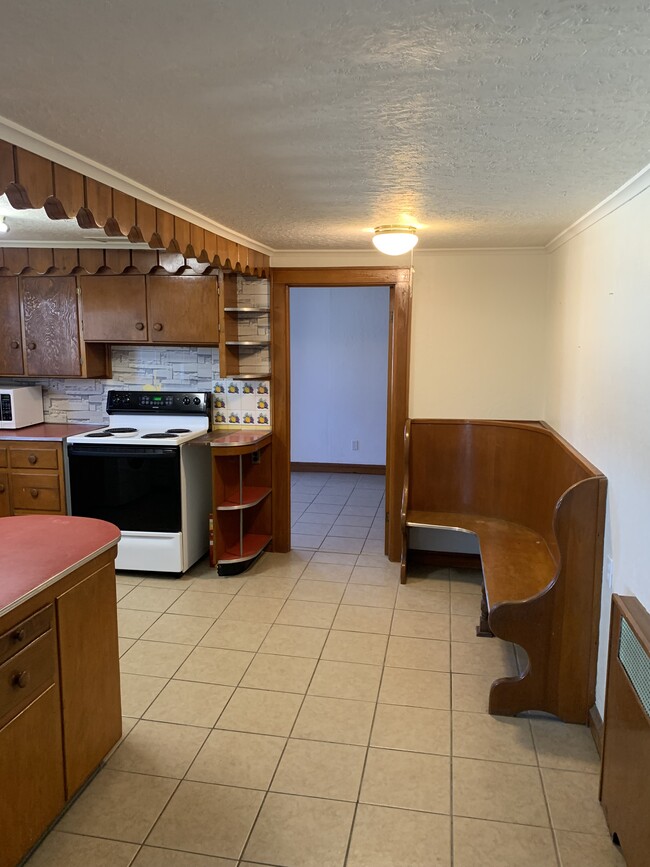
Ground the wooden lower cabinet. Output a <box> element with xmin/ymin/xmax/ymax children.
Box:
<box><xmin>57</xmin><ymin>563</ymin><xmax>122</xmax><ymax>797</ymax></box>
<box><xmin>3</xmin><ymin>441</ymin><xmax>66</xmax><ymax>516</ymax></box>
<box><xmin>0</xmin><ymin>549</ymin><xmax>121</xmax><ymax>866</ymax></box>
<box><xmin>0</xmin><ymin>686</ymin><xmax>65</xmax><ymax>867</ymax></box>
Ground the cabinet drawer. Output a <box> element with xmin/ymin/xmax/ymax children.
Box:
<box><xmin>9</xmin><ymin>445</ymin><xmax>60</xmax><ymax>470</ymax></box>
<box><xmin>0</xmin><ymin>447</ymin><xmax>6</xmax><ymax>468</ymax></box>
<box><xmin>0</xmin><ymin>606</ymin><xmax>53</xmax><ymax>667</ymax></box>
<box><xmin>0</xmin><ymin>630</ymin><xmax>56</xmax><ymax>724</ymax></box>
<box><xmin>10</xmin><ymin>472</ymin><xmax>62</xmax><ymax>512</ymax></box>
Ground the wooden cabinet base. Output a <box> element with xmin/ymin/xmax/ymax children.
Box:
<box><xmin>0</xmin><ymin>540</ymin><xmax>121</xmax><ymax>866</ymax></box>
<box><xmin>57</xmin><ymin>562</ymin><xmax>122</xmax><ymax>797</ymax></box>
<box><xmin>210</xmin><ymin>434</ymin><xmax>273</xmax><ymax>575</ymax></box>
<box><xmin>0</xmin><ymin>685</ymin><xmax>65</xmax><ymax>867</ymax></box>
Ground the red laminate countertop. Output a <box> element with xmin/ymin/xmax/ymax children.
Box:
<box><xmin>191</xmin><ymin>430</ymin><xmax>272</xmax><ymax>448</ymax></box>
<box><xmin>0</xmin><ymin>515</ymin><xmax>120</xmax><ymax>617</ymax></box>
<box><xmin>0</xmin><ymin>423</ymin><xmax>102</xmax><ymax>441</ymax></box>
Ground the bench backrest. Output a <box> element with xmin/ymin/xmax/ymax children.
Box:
<box><xmin>406</xmin><ymin>419</ymin><xmax>602</xmax><ymax>551</ymax></box>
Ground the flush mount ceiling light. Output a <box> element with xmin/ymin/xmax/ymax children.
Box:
<box><xmin>0</xmin><ymin>216</ymin><xmax>9</xmax><ymax>234</ymax></box>
<box><xmin>372</xmin><ymin>225</ymin><xmax>418</xmax><ymax>255</ymax></box>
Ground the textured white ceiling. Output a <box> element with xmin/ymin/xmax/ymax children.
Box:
<box><xmin>0</xmin><ymin>0</ymin><xmax>649</xmax><ymax>249</ymax></box>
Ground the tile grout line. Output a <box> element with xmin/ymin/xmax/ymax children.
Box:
<box><xmin>236</xmin><ymin>546</ymin><xmax>358</xmax><ymax>864</ymax></box>
<box><xmin>534</xmin><ymin>726</ymin><xmax>564</xmax><ymax>867</ymax></box>
<box><xmin>448</xmin><ymin>566</ymin><xmax>455</xmax><ymax>867</ymax></box>
<box><xmin>342</xmin><ymin>576</ymin><xmax>398</xmax><ymax>867</ymax></box>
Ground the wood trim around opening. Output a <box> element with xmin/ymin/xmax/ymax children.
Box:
<box><xmin>271</xmin><ymin>266</ymin><xmax>412</xmax><ymax>561</ymax></box>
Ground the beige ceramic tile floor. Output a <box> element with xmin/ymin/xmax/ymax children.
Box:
<box><xmin>25</xmin><ymin>473</ymin><xmax>626</xmax><ymax>866</ymax></box>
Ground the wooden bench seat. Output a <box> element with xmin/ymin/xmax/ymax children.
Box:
<box><xmin>401</xmin><ymin>420</ymin><xmax>607</xmax><ymax>724</ymax></box>
<box><xmin>406</xmin><ymin>511</ymin><xmax>555</xmax><ymax>609</ymax></box>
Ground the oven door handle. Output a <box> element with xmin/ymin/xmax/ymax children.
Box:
<box><xmin>67</xmin><ymin>444</ymin><xmax>178</xmax><ymax>457</ymax></box>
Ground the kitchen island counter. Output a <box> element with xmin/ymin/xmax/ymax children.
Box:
<box><xmin>0</xmin><ymin>514</ymin><xmax>120</xmax><ymax>617</ymax></box>
<box><xmin>0</xmin><ymin>514</ymin><xmax>122</xmax><ymax>867</ymax></box>
<box><xmin>0</xmin><ymin>422</ymin><xmax>102</xmax><ymax>441</ymax></box>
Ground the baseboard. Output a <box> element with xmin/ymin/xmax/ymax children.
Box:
<box><xmin>291</xmin><ymin>462</ymin><xmax>386</xmax><ymax>475</ymax></box>
<box><xmin>589</xmin><ymin>704</ymin><xmax>604</xmax><ymax>756</ymax></box>
<box><xmin>409</xmin><ymin>549</ymin><xmax>482</xmax><ymax>570</ymax></box>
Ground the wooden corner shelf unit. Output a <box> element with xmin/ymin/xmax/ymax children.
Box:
<box><xmin>210</xmin><ymin>432</ymin><xmax>273</xmax><ymax>575</ymax></box>
<box><xmin>218</xmin><ymin>271</ymin><xmax>271</xmax><ymax>380</ymax></box>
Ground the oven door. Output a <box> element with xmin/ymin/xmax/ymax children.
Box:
<box><xmin>67</xmin><ymin>443</ymin><xmax>181</xmax><ymax>532</ymax></box>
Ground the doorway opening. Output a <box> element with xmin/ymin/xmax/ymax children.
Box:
<box><xmin>270</xmin><ymin>266</ymin><xmax>412</xmax><ymax>561</ymax></box>
<box><xmin>290</xmin><ymin>284</ymin><xmax>390</xmax><ymax>556</ymax></box>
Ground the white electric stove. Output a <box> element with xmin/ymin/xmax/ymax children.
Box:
<box><xmin>67</xmin><ymin>390</ymin><xmax>212</xmax><ymax>574</ymax></box>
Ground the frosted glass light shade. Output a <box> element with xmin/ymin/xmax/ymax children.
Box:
<box><xmin>372</xmin><ymin>225</ymin><xmax>418</xmax><ymax>255</ymax></box>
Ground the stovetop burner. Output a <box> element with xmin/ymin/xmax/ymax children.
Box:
<box><xmin>141</xmin><ymin>432</ymin><xmax>177</xmax><ymax>439</ymax></box>
<box><xmin>166</xmin><ymin>428</ymin><xmax>190</xmax><ymax>434</ymax></box>
<box><xmin>108</xmin><ymin>427</ymin><xmax>138</xmax><ymax>434</ymax></box>
<box><xmin>85</xmin><ymin>431</ymin><xmax>114</xmax><ymax>438</ymax></box>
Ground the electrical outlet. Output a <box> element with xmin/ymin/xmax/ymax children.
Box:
<box><xmin>251</xmin><ymin>450</ymin><xmax>261</xmax><ymax>465</ymax></box>
<box><xmin>605</xmin><ymin>555</ymin><xmax>614</xmax><ymax>589</ymax></box>
<box><xmin>352</xmin><ymin>440</ymin><xmax>359</xmax><ymax>451</ymax></box>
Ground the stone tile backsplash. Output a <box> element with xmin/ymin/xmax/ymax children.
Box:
<box><xmin>0</xmin><ymin>345</ymin><xmax>271</xmax><ymax>428</ymax></box>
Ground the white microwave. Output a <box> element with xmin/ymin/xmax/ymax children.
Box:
<box><xmin>0</xmin><ymin>386</ymin><xmax>44</xmax><ymax>429</ymax></box>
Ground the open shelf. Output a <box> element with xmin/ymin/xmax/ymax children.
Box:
<box><xmin>219</xmin><ymin>271</ymin><xmax>271</xmax><ymax>379</ymax></box>
<box><xmin>225</xmin><ymin>340</ymin><xmax>271</xmax><ymax>346</ymax></box>
<box><xmin>223</xmin><ymin>307</ymin><xmax>270</xmax><ymax>313</ymax></box>
<box><xmin>219</xmin><ymin>533</ymin><xmax>272</xmax><ymax>564</ymax></box>
<box><xmin>210</xmin><ymin>435</ymin><xmax>273</xmax><ymax>576</ymax></box>
<box><xmin>230</xmin><ymin>372</ymin><xmax>272</xmax><ymax>380</ymax></box>
<box><xmin>218</xmin><ymin>486</ymin><xmax>271</xmax><ymax>511</ymax></box>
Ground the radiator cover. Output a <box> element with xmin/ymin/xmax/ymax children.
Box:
<box><xmin>600</xmin><ymin>594</ymin><xmax>650</xmax><ymax>867</ymax></box>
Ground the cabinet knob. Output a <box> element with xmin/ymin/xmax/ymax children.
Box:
<box><xmin>0</xmin><ymin>483</ymin><xmax>4</xmax><ymax>493</ymax></box>
<box><xmin>135</xmin><ymin>322</ymin><xmax>145</xmax><ymax>331</ymax></box>
<box><xmin>12</xmin><ymin>628</ymin><xmax>26</xmax><ymax>643</ymax></box>
<box><xmin>12</xmin><ymin>671</ymin><xmax>30</xmax><ymax>690</ymax></box>
<box><xmin>30</xmin><ymin>488</ymin><xmax>39</xmax><ymax>498</ymax></box>
<box><xmin>28</xmin><ymin>454</ymin><xmax>38</xmax><ymax>465</ymax></box>
<box><xmin>10</xmin><ymin>340</ymin><xmax>19</xmax><ymax>349</ymax></box>
<box><xmin>27</xmin><ymin>342</ymin><xmax>36</xmax><ymax>351</ymax></box>
<box><xmin>153</xmin><ymin>323</ymin><xmax>163</xmax><ymax>332</ymax></box>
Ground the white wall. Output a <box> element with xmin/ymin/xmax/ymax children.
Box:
<box><xmin>273</xmin><ymin>249</ymin><xmax>549</xmax><ymax>421</ymax></box>
<box><xmin>409</xmin><ymin>251</ymin><xmax>548</xmax><ymax>418</ymax></box>
<box><xmin>545</xmin><ymin>185</ymin><xmax>650</xmax><ymax>715</ymax></box>
<box><xmin>290</xmin><ymin>285</ymin><xmax>389</xmax><ymax>465</ymax></box>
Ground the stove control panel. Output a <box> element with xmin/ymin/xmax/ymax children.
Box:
<box><xmin>106</xmin><ymin>390</ymin><xmax>210</xmax><ymax>415</ymax></box>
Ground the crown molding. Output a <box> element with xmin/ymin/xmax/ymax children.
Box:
<box><xmin>546</xmin><ymin>162</ymin><xmax>650</xmax><ymax>252</ymax></box>
<box><xmin>0</xmin><ymin>115</ymin><xmax>273</xmax><ymax>256</ymax></box>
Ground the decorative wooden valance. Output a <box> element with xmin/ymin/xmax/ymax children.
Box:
<box><xmin>0</xmin><ymin>245</ymin><xmax>268</xmax><ymax>277</ymax></box>
<box><xmin>0</xmin><ymin>140</ymin><xmax>269</xmax><ymax>276</ymax></box>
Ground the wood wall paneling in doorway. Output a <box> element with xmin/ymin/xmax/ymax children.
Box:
<box><xmin>271</xmin><ymin>267</ymin><xmax>412</xmax><ymax>560</ymax></box>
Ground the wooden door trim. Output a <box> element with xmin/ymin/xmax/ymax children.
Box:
<box><xmin>271</xmin><ymin>266</ymin><xmax>412</xmax><ymax>561</ymax></box>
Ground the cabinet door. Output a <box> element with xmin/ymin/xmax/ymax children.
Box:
<box><xmin>20</xmin><ymin>277</ymin><xmax>81</xmax><ymax>376</ymax></box>
<box><xmin>56</xmin><ymin>562</ymin><xmax>121</xmax><ymax>797</ymax></box>
<box><xmin>80</xmin><ymin>275</ymin><xmax>148</xmax><ymax>342</ymax></box>
<box><xmin>0</xmin><ymin>277</ymin><xmax>24</xmax><ymax>375</ymax></box>
<box><xmin>0</xmin><ymin>472</ymin><xmax>9</xmax><ymax>517</ymax></box>
<box><xmin>0</xmin><ymin>685</ymin><xmax>65</xmax><ymax>867</ymax></box>
<box><xmin>147</xmin><ymin>275</ymin><xmax>219</xmax><ymax>344</ymax></box>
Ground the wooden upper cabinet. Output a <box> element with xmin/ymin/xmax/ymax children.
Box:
<box><xmin>0</xmin><ymin>278</ymin><xmax>24</xmax><ymax>376</ymax></box>
<box><xmin>147</xmin><ymin>275</ymin><xmax>220</xmax><ymax>345</ymax></box>
<box><xmin>79</xmin><ymin>275</ymin><xmax>148</xmax><ymax>342</ymax></box>
<box><xmin>20</xmin><ymin>277</ymin><xmax>81</xmax><ymax>377</ymax></box>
